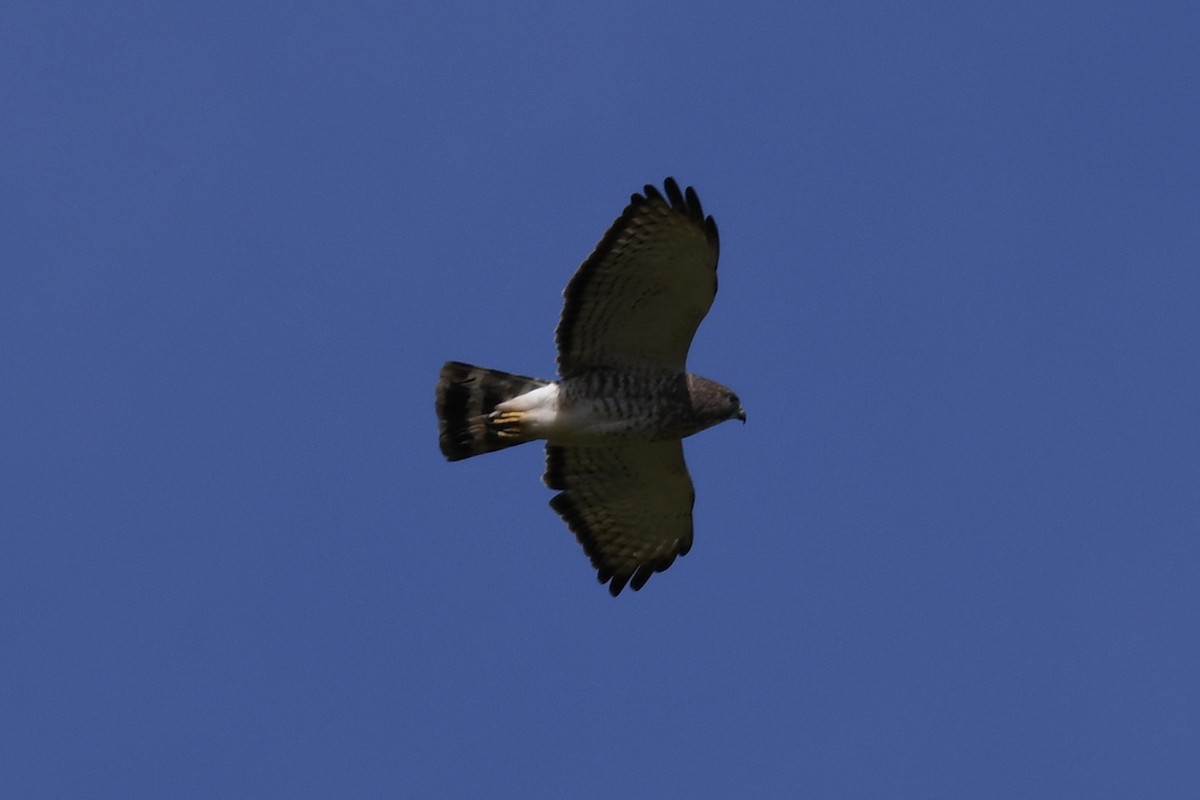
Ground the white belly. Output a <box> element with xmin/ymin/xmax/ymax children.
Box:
<box><xmin>496</xmin><ymin>383</ymin><xmax>647</xmax><ymax>444</ymax></box>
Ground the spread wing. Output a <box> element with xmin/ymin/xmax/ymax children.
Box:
<box><xmin>555</xmin><ymin>178</ymin><xmax>720</xmax><ymax>376</ymax></box>
<box><xmin>544</xmin><ymin>441</ymin><xmax>694</xmax><ymax>596</ymax></box>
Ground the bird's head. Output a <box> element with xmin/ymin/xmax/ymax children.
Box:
<box><xmin>688</xmin><ymin>375</ymin><xmax>746</xmax><ymax>430</ymax></box>
<box><xmin>724</xmin><ymin>391</ymin><xmax>746</xmax><ymax>425</ymax></box>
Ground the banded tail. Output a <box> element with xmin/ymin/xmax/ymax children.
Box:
<box><xmin>435</xmin><ymin>361</ymin><xmax>551</xmax><ymax>461</ymax></box>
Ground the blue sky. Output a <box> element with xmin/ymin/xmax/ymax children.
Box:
<box><xmin>3</xmin><ymin>2</ymin><xmax>1198</xmax><ymax>797</ymax></box>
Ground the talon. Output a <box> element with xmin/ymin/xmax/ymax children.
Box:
<box><xmin>489</xmin><ymin>410</ymin><xmax>526</xmax><ymax>439</ymax></box>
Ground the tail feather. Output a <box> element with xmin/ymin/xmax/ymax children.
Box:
<box><xmin>435</xmin><ymin>361</ymin><xmax>550</xmax><ymax>461</ymax></box>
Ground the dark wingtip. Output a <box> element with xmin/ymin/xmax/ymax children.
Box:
<box><xmin>663</xmin><ymin>177</ymin><xmax>685</xmax><ymax>210</ymax></box>
<box><xmin>629</xmin><ymin>564</ymin><xmax>653</xmax><ymax>592</ymax></box>
<box><xmin>684</xmin><ymin>185</ymin><xmax>703</xmax><ymax>219</ymax></box>
<box><xmin>656</xmin><ymin>177</ymin><xmax>720</xmax><ymax>254</ymax></box>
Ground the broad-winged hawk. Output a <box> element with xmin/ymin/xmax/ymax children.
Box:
<box><xmin>435</xmin><ymin>178</ymin><xmax>744</xmax><ymax>596</ymax></box>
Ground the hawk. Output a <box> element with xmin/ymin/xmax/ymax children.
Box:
<box><xmin>435</xmin><ymin>178</ymin><xmax>745</xmax><ymax>596</ymax></box>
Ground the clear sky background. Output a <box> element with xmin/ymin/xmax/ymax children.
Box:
<box><xmin>3</xmin><ymin>2</ymin><xmax>1198</xmax><ymax>798</ymax></box>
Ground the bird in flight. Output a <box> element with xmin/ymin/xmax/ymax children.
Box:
<box><xmin>436</xmin><ymin>178</ymin><xmax>744</xmax><ymax>596</ymax></box>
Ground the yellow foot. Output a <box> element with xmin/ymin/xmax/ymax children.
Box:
<box><xmin>489</xmin><ymin>410</ymin><xmax>526</xmax><ymax>439</ymax></box>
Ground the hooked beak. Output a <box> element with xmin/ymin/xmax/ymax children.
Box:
<box><xmin>736</xmin><ymin>406</ymin><xmax>747</xmax><ymax>424</ymax></box>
